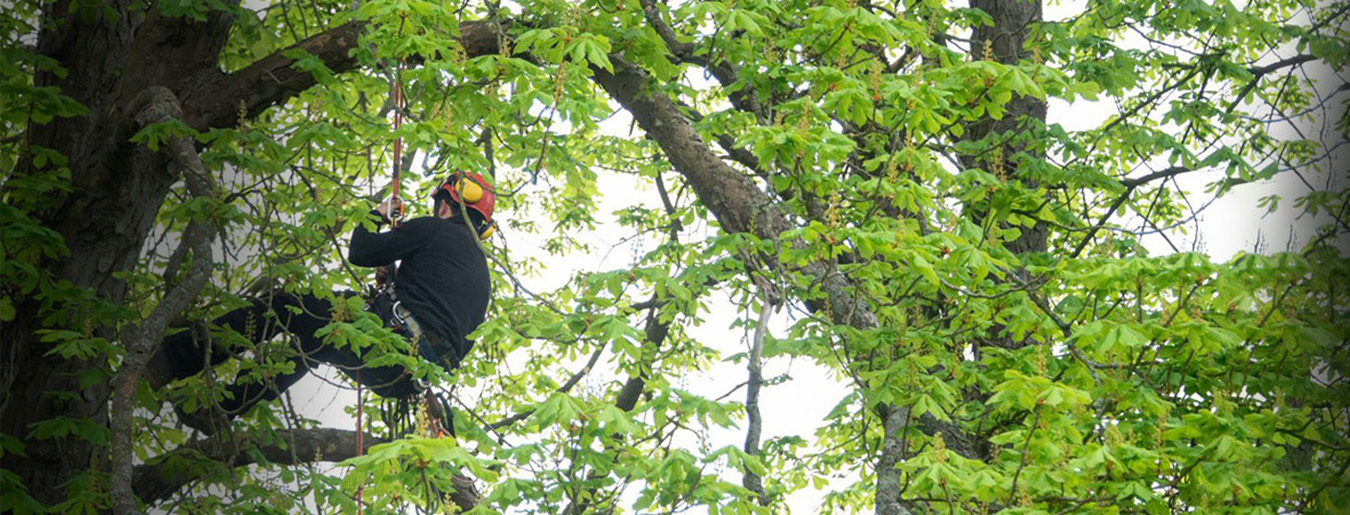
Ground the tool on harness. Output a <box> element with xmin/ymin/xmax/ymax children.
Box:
<box><xmin>366</xmin><ymin>287</ymin><xmax>460</xmax><ymax>441</ymax></box>
<box><xmin>377</xmin><ymin>287</ymin><xmax>461</xmax><ymax>372</ymax></box>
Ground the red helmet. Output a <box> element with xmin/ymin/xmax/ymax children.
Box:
<box><xmin>434</xmin><ymin>171</ymin><xmax>497</xmax><ymax>239</ymax></box>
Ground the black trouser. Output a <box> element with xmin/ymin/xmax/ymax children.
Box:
<box><xmin>158</xmin><ymin>291</ymin><xmax>421</xmax><ymax>416</ymax></box>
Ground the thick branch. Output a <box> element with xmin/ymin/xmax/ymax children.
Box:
<box><xmin>183</xmin><ymin>22</ymin><xmax>363</xmax><ymax>131</ymax></box>
<box><xmin>578</xmin><ymin>48</ymin><xmax>997</xmax><ymax>510</ymax></box>
<box><xmin>742</xmin><ymin>300</ymin><xmax>771</xmax><ymax>505</ymax></box>
<box><xmin>875</xmin><ymin>404</ymin><xmax>914</xmax><ymax>515</ymax></box>
<box><xmin>638</xmin><ymin>0</ymin><xmax>694</xmax><ymax>57</ymax></box>
<box><xmin>1249</xmin><ymin>53</ymin><xmax>1318</xmax><ymax>76</ymax></box>
<box><xmin>589</xmin><ymin>53</ymin><xmax>878</xmax><ymax>329</ymax></box>
<box><xmin>132</xmin><ymin>428</ymin><xmax>384</xmax><ymax>505</ymax></box>
<box><xmin>615</xmin><ymin>308</ymin><xmax>673</xmax><ymax>412</ymax></box>
<box><xmin>679</xmin><ymin>102</ymin><xmax>765</xmax><ymax>174</ymax></box>
<box><xmin>111</xmin><ymin>86</ymin><xmax>221</xmax><ymax>515</ymax></box>
<box><xmin>185</xmin><ymin>20</ymin><xmax>507</xmax><ymax>131</ymax></box>
<box><xmin>120</xmin><ymin>2</ymin><xmax>241</xmax><ymax>95</ymax></box>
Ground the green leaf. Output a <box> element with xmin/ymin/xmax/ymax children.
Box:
<box><xmin>28</xmin><ymin>416</ymin><xmax>109</xmax><ymax>446</ymax></box>
<box><xmin>129</xmin><ymin>119</ymin><xmax>196</xmax><ymax>152</ymax></box>
<box><xmin>0</xmin><ymin>470</ymin><xmax>45</xmax><ymax>515</ymax></box>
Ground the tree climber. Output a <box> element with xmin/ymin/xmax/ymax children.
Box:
<box><xmin>145</xmin><ymin>172</ymin><xmax>497</xmax><ymax>435</ymax></box>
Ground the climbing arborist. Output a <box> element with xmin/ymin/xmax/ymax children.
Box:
<box><xmin>145</xmin><ymin>172</ymin><xmax>496</xmax><ymax>435</ymax></box>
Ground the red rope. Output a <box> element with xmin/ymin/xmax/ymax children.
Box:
<box><xmin>360</xmin><ymin>23</ymin><xmax>406</xmax><ymax>510</ymax></box>
<box><xmin>374</xmin><ymin>60</ymin><xmax>406</xmax><ymax>288</ymax></box>
<box><xmin>389</xmin><ymin>66</ymin><xmax>405</xmax><ymax>228</ymax></box>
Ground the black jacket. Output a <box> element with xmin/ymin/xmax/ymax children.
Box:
<box><xmin>348</xmin><ymin>212</ymin><xmax>490</xmax><ymax>363</ymax></box>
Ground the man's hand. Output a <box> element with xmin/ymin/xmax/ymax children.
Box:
<box><xmin>376</xmin><ymin>196</ymin><xmax>405</xmax><ymax>221</ymax></box>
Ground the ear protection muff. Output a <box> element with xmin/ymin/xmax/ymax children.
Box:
<box><xmin>458</xmin><ymin>179</ymin><xmax>484</xmax><ymax>203</ymax></box>
<box><xmin>477</xmin><ymin>219</ymin><xmax>496</xmax><ymax>240</ymax></box>
<box><xmin>435</xmin><ymin>171</ymin><xmax>497</xmax><ymax>240</ymax></box>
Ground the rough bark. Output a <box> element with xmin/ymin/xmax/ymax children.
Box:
<box><xmin>2</xmin><ymin>11</ymin><xmax>500</xmax><ymax>505</ymax></box>
<box><xmin>878</xmin><ymin>2</ymin><xmax>1048</xmax><ymax>512</ymax></box>
<box><xmin>1</xmin><ymin>1</ymin><xmax>234</xmax><ymax>503</ymax></box>
<box><xmin>875</xmin><ymin>404</ymin><xmax>915</xmax><ymax>515</ymax></box>
<box><xmin>181</xmin><ymin>22</ymin><xmax>364</xmax><ymax>131</ymax></box>
<box><xmin>961</xmin><ymin>0</ymin><xmax>1049</xmax><ymax>255</ymax></box>
<box><xmin>3</xmin><ymin>8</ymin><xmax>368</xmax><ymax>507</ymax></box>
<box><xmin>588</xmin><ymin>56</ymin><xmax>881</xmax><ymax>330</ymax></box>
<box><xmin>620</xmin><ymin>0</ymin><xmax>1047</xmax><ymax>508</ymax></box>
<box><xmin>742</xmin><ymin>300</ymin><xmax>772</xmax><ymax>505</ymax></box>
<box><xmin>111</xmin><ymin>86</ymin><xmax>222</xmax><ymax>515</ymax></box>
<box><xmin>578</xmin><ymin>50</ymin><xmax>962</xmax><ymax>515</ymax></box>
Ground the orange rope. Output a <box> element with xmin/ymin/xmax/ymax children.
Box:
<box><xmin>374</xmin><ymin>53</ymin><xmax>406</xmax><ymax>288</ymax></box>
<box><xmin>389</xmin><ymin>70</ymin><xmax>404</xmax><ymax>227</ymax></box>
<box><xmin>388</xmin><ymin>15</ymin><xmax>408</xmax><ymax>227</ymax></box>
<box><xmin>359</xmin><ymin>23</ymin><xmax>406</xmax><ymax>511</ymax></box>
<box><xmin>388</xmin><ymin>62</ymin><xmax>402</xmax><ymax>227</ymax></box>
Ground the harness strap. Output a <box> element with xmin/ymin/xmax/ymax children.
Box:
<box><xmin>385</xmin><ymin>288</ymin><xmax>459</xmax><ymax>370</ymax></box>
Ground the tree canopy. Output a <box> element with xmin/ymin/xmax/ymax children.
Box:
<box><xmin>1</xmin><ymin>0</ymin><xmax>1347</xmax><ymax>512</ymax></box>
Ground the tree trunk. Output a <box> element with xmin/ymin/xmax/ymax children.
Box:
<box><xmin>0</xmin><ymin>0</ymin><xmax>237</xmax><ymax>503</ymax></box>
<box><xmin>2</xmin><ymin>7</ymin><xmax>437</xmax><ymax>504</ymax></box>
<box><xmin>961</xmin><ymin>0</ymin><xmax>1049</xmax><ymax>256</ymax></box>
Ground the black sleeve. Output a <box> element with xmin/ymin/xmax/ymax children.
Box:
<box><xmin>347</xmin><ymin>212</ymin><xmax>433</xmax><ymax>267</ymax></box>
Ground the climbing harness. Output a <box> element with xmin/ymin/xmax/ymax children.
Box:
<box><xmin>383</xmin><ymin>287</ymin><xmax>459</xmax><ymax>371</ymax></box>
<box><xmin>347</xmin><ymin>20</ymin><xmax>509</xmax><ymax>511</ymax></box>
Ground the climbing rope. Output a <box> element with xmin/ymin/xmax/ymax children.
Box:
<box><xmin>388</xmin><ymin>57</ymin><xmax>405</xmax><ymax>228</ymax></box>
<box><xmin>358</xmin><ymin>22</ymin><xmax>408</xmax><ymax>512</ymax></box>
